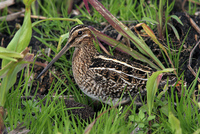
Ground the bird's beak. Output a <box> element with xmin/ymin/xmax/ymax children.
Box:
<box><xmin>36</xmin><ymin>39</ymin><xmax>72</xmax><ymax>79</ymax></box>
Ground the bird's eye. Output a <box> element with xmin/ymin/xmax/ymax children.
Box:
<box><xmin>78</xmin><ymin>31</ymin><xmax>82</xmax><ymax>35</ymax></box>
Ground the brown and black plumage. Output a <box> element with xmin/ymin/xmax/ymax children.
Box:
<box><xmin>37</xmin><ymin>25</ymin><xmax>176</xmax><ymax>105</ymax></box>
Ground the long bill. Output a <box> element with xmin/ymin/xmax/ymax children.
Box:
<box><xmin>36</xmin><ymin>41</ymin><xmax>71</xmax><ymax>79</ymax></box>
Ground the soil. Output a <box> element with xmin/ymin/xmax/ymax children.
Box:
<box><xmin>1</xmin><ymin>1</ymin><xmax>200</xmax><ymax>121</ymax></box>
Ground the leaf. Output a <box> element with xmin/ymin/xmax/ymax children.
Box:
<box><xmin>0</xmin><ymin>47</ymin><xmax>23</xmax><ymax>62</ymax></box>
<box><xmin>160</xmin><ymin>104</ymin><xmax>169</xmax><ymax>116</ymax></box>
<box><xmin>138</xmin><ymin>23</ymin><xmax>176</xmax><ymax>71</ymax></box>
<box><xmin>0</xmin><ymin>53</ymin><xmax>34</xmax><ymax>106</ymax></box>
<box><xmin>128</xmin><ymin>115</ymin><xmax>135</xmax><ymax>121</ymax></box>
<box><xmin>0</xmin><ymin>47</ymin><xmax>23</xmax><ymax>57</ymax></box>
<box><xmin>167</xmin><ymin>23</ymin><xmax>180</xmax><ymax>41</ymax></box>
<box><xmin>0</xmin><ymin>55</ymin><xmax>17</xmax><ymax>62</ymax></box>
<box><xmin>147</xmin><ymin>115</ymin><xmax>155</xmax><ymax>121</ymax></box>
<box><xmin>0</xmin><ymin>0</ymin><xmax>35</xmax><ymax>107</ymax></box>
<box><xmin>83</xmin><ymin>0</ymin><xmax>90</xmax><ymax>14</ymax></box>
<box><xmin>141</xmin><ymin>17</ymin><xmax>158</xmax><ymax>24</ymax></box>
<box><xmin>57</xmin><ymin>33</ymin><xmax>69</xmax><ymax>52</ymax></box>
<box><xmin>170</xmin><ymin>15</ymin><xmax>183</xmax><ymax>26</ymax></box>
<box><xmin>0</xmin><ymin>61</ymin><xmax>16</xmax><ymax>78</ymax></box>
<box><xmin>1</xmin><ymin>3</ymin><xmax>32</xmax><ymax>68</ymax></box>
<box><xmin>138</xmin><ymin>123</ymin><xmax>145</xmax><ymax>128</ymax></box>
<box><xmin>146</xmin><ymin>68</ymin><xmax>174</xmax><ymax>115</ymax></box>
<box><xmin>138</xmin><ymin>110</ymin><xmax>145</xmax><ymax>119</ymax></box>
<box><xmin>168</xmin><ymin>112</ymin><xmax>182</xmax><ymax>134</ymax></box>
<box><xmin>89</xmin><ymin>27</ymin><xmax>160</xmax><ymax>70</ymax></box>
<box><xmin>87</xmin><ymin>0</ymin><xmax>165</xmax><ymax>70</ymax></box>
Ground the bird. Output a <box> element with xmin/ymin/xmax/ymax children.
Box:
<box><xmin>37</xmin><ymin>25</ymin><xmax>177</xmax><ymax>105</ymax></box>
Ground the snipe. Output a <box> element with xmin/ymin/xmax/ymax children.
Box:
<box><xmin>37</xmin><ymin>25</ymin><xmax>176</xmax><ymax>105</ymax></box>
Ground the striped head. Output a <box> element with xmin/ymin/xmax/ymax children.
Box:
<box><xmin>68</xmin><ymin>25</ymin><xmax>94</xmax><ymax>48</ymax></box>
<box><xmin>37</xmin><ymin>25</ymin><xmax>94</xmax><ymax>79</ymax></box>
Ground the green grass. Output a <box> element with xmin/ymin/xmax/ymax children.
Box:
<box><xmin>1</xmin><ymin>0</ymin><xmax>200</xmax><ymax>133</ymax></box>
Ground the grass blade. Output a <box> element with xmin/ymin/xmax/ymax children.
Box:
<box><xmin>89</xmin><ymin>26</ymin><xmax>160</xmax><ymax>70</ymax></box>
<box><xmin>87</xmin><ymin>0</ymin><xmax>165</xmax><ymax>70</ymax></box>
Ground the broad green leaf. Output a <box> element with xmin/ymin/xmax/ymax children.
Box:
<box><xmin>147</xmin><ymin>115</ymin><xmax>155</xmax><ymax>121</ymax></box>
<box><xmin>168</xmin><ymin>112</ymin><xmax>182</xmax><ymax>134</ymax></box>
<box><xmin>146</xmin><ymin>68</ymin><xmax>174</xmax><ymax>115</ymax></box>
<box><xmin>138</xmin><ymin>110</ymin><xmax>145</xmax><ymax>119</ymax></box>
<box><xmin>0</xmin><ymin>55</ymin><xmax>18</xmax><ymax>62</ymax></box>
<box><xmin>0</xmin><ymin>53</ymin><xmax>22</xmax><ymax>58</ymax></box>
<box><xmin>0</xmin><ymin>46</ymin><xmax>22</xmax><ymax>56</ymax></box>
<box><xmin>0</xmin><ymin>61</ymin><xmax>15</xmax><ymax>77</ymax></box>
<box><xmin>0</xmin><ymin>0</ymin><xmax>35</xmax><ymax>107</ymax></box>
<box><xmin>1</xmin><ymin>4</ymin><xmax>32</xmax><ymax>68</ymax></box>
<box><xmin>0</xmin><ymin>47</ymin><xmax>23</xmax><ymax>60</ymax></box>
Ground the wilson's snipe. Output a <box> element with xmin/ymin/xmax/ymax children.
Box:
<box><xmin>37</xmin><ymin>25</ymin><xmax>176</xmax><ymax>105</ymax></box>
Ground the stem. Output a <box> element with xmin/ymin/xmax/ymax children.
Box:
<box><xmin>32</xmin><ymin>18</ymin><xmax>83</xmax><ymax>27</ymax></box>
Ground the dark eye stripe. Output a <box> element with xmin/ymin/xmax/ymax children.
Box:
<box><xmin>70</xmin><ymin>25</ymin><xmax>86</xmax><ymax>36</ymax></box>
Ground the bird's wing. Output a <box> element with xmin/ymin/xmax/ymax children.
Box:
<box><xmin>88</xmin><ymin>54</ymin><xmax>153</xmax><ymax>98</ymax></box>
